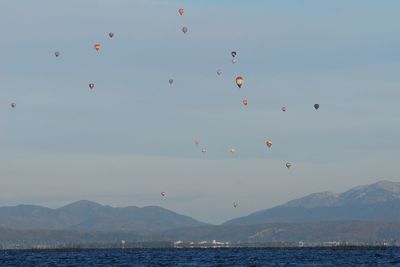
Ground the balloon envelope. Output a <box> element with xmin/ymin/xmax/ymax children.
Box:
<box><xmin>11</xmin><ymin>102</ymin><xmax>16</xmax><ymax>108</ymax></box>
<box><xmin>182</xmin><ymin>27</ymin><xmax>188</xmax><ymax>34</ymax></box>
<box><xmin>236</xmin><ymin>76</ymin><xmax>244</xmax><ymax>88</ymax></box>
<box><xmin>216</xmin><ymin>69</ymin><xmax>222</xmax><ymax>76</ymax></box>
<box><xmin>281</xmin><ymin>107</ymin><xmax>287</xmax><ymax>112</ymax></box>
<box><xmin>266</xmin><ymin>140</ymin><xmax>272</xmax><ymax>148</ymax></box>
<box><xmin>243</xmin><ymin>99</ymin><xmax>248</xmax><ymax>106</ymax></box>
<box><xmin>314</xmin><ymin>104</ymin><xmax>320</xmax><ymax>110</ymax></box>
<box><xmin>109</xmin><ymin>32</ymin><xmax>114</xmax><ymax>38</ymax></box>
<box><xmin>286</xmin><ymin>162</ymin><xmax>292</xmax><ymax>169</ymax></box>
<box><xmin>54</xmin><ymin>51</ymin><xmax>60</xmax><ymax>57</ymax></box>
<box><xmin>178</xmin><ymin>8</ymin><xmax>184</xmax><ymax>15</ymax></box>
<box><xmin>94</xmin><ymin>44</ymin><xmax>101</xmax><ymax>51</ymax></box>
<box><xmin>231</xmin><ymin>51</ymin><xmax>237</xmax><ymax>57</ymax></box>
<box><xmin>169</xmin><ymin>79</ymin><xmax>174</xmax><ymax>85</ymax></box>
<box><xmin>89</xmin><ymin>83</ymin><xmax>95</xmax><ymax>89</ymax></box>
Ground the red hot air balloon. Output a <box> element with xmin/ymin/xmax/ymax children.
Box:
<box><xmin>236</xmin><ymin>76</ymin><xmax>244</xmax><ymax>88</ymax></box>
<box><xmin>243</xmin><ymin>99</ymin><xmax>248</xmax><ymax>106</ymax></box>
<box><xmin>89</xmin><ymin>83</ymin><xmax>95</xmax><ymax>90</ymax></box>
<box><xmin>194</xmin><ymin>139</ymin><xmax>200</xmax><ymax>145</ymax></box>
<box><xmin>178</xmin><ymin>8</ymin><xmax>184</xmax><ymax>16</ymax></box>
<box><xmin>266</xmin><ymin>140</ymin><xmax>272</xmax><ymax>149</ymax></box>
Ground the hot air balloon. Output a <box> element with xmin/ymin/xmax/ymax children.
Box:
<box><xmin>286</xmin><ymin>162</ymin><xmax>292</xmax><ymax>169</ymax></box>
<box><xmin>242</xmin><ymin>99</ymin><xmax>248</xmax><ymax>106</ymax></box>
<box><xmin>201</xmin><ymin>148</ymin><xmax>207</xmax><ymax>154</ymax></box>
<box><xmin>161</xmin><ymin>192</ymin><xmax>166</xmax><ymax>197</ymax></box>
<box><xmin>314</xmin><ymin>104</ymin><xmax>320</xmax><ymax>110</ymax></box>
<box><xmin>89</xmin><ymin>83</ymin><xmax>95</xmax><ymax>90</ymax></box>
<box><xmin>182</xmin><ymin>27</ymin><xmax>188</xmax><ymax>34</ymax></box>
<box><xmin>281</xmin><ymin>107</ymin><xmax>287</xmax><ymax>112</ymax></box>
<box><xmin>11</xmin><ymin>102</ymin><xmax>16</xmax><ymax>108</ymax></box>
<box><xmin>216</xmin><ymin>69</ymin><xmax>222</xmax><ymax>76</ymax></box>
<box><xmin>266</xmin><ymin>140</ymin><xmax>272</xmax><ymax>149</ymax></box>
<box><xmin>94</xmin><ymin>44</ymin><xmax>101</xmax><ymax>51</ymax></box>
<box><xmin>194</xmin><ymin>139</ymin><xmax>200</xmax><ymax>145</ymax></box>
<box><xmin>236</xmin><ymin>76</ymin><xmax>244</xmax><ymax>88</ymax></box>
<box><xmin>178</xmin><ymin>8</ymin><xmax>184</xmax><ymax>16</ymax></box>
<box><xmin>231</xmin><ymin>51</ymin><xmax>237</xmax><ymax>58</ymax></box>
<box><xmin>230</xmin><ymin>148</ymin><xmax>236</xmax><ymax>154</ymax></box>
<box><xmin>54</xmin><ymin>51</ymin><xmax>60</xmax><ymax>57</ymax></box>
<box><xmin>232</xmin><ymin>58</ymin><xmax>237</xmax><ymax>64</ymax></box>
<box><xmin>109</xmin><ymin>32</ymin><xmax>114</xmax><ymax>38</ymax></box>
<box><xmin>233</xmin><ymin>202</ymin><xmax>239</xmax><ymax>208</ymax></box>
<box><xmin>169</xmin><ymin>79</ymin><xmax>174</xmax><ymax>85</ymax></box>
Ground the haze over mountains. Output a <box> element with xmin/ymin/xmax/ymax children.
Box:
<box><xmin>1</xmin><ymin>180</ymin><xmax>400</xmax><ymax>245</ymax></box>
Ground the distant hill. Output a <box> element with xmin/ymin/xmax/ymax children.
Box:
<box><xmin>0</xmin><ymin>200</ymin><xmax>207</xmax><ymax>232</ymax></box>
<box><xmin>225</xmin><ymin>181</ymin><xmax>400</xmax><ymax>225</ymax></box>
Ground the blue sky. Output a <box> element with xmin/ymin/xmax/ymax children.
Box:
<box><xmin>1</xmin><ymin>0</ymin><xmax>400</xmax><ymax>224</ymax></box>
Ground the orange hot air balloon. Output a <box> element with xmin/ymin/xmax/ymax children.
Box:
<box><xmin>266</xmin><ymin>140</ymin><xmax>272</xmax><ymax>149</ymax></box>
<box><xmin>94</xmin><ymin>44</ymin><xmax>101</xmax><ymax>51</ymax></box>
<box><xmin>243</xmin><ymin>99</ymin><xmax>248</xmax><ymax>106</ymax></box>
<box><xmin>178</xmin><ymin>8</ymin><xmax>184</xmax><ymax>16</ymax></box>
<box><xmin>236</xmin><ymin>76</ymin><xmax>244</xmax><ymax>88</ymax></box>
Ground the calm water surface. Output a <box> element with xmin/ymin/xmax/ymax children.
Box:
<box><xmin>0</xmin><ymin>248</ymin><xmax>399</xmax><ymax>266</ymax></box>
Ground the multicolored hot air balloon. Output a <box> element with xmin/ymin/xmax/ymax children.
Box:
<box><xmin>281</xmin><ymin>107</ymin><xmax>287</xmax><ymax>112</ymax></box>
<box><xmin>266</xmin><ymin>140</ymin><xmax>272</xmax><ymax>149</ymax></box>
<box><xmin>11</xmin><ymin>102</ymin><xmax>16</xmax><ymax>108</ymax></box>
<box><xmin>242</xmin><ymin>99</ymin><xmax>248</xmax><ymax>106</ymax></box>
<box><xmin>178</xmin><ymin>8</ymin><xmax>184</xmax><ymax>16</ymax></box>
<box><xmin>89</xmin><ymin>83</ymin><xmax>95</xmax><ymax>90</ymax></box>
<box><xmin>314</xmin><ymin>104</ymin><xmax>320</xmax><ymax>110</ymax></box>
<box><xmin>94</xmin><ymin>44</ymin><xmax>101</xmax><ymax>51</ymax></box>
<box><xmin>109</xmin><ymin>32</ymin><xmax>114</xmax><ymax>38</ymax></box>
<box><xmin>182</xmin><ymin>27</ymin><xmax>188</xmax><ymax>34</ymax></box>
<box><xmin>236</xmin><ymin>76</ymin><xmax>244</xmax><ymax>88</ymax></box>
<box><xmin>286</xmin><ymin>162</ymin><xmax>292</xmax><ymax>169</ymax></box>
<box><xmin>54</xmin><ymin>51</ymin><xmax>60</xmax><ymax>57</ymax></box>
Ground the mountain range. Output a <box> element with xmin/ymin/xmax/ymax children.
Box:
<box><xmin>1</xmin><ymin>180</ymin><xmax>400</xmax><ymax>246</ymax></box>
<box><xmin>225</xmin><ymin>180</ymin><xmax>400</xmax><ymax>225</ymax></box>
<box><xmin>0</xmin><ymin>200</ymin><xmax>206</xmax><ymax>232</ymax></box>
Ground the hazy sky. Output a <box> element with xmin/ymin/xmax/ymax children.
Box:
<box><xmin>1</xmin><ymin>0</ymin><xmax>400</xmax><ymax>224</ymax></box>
